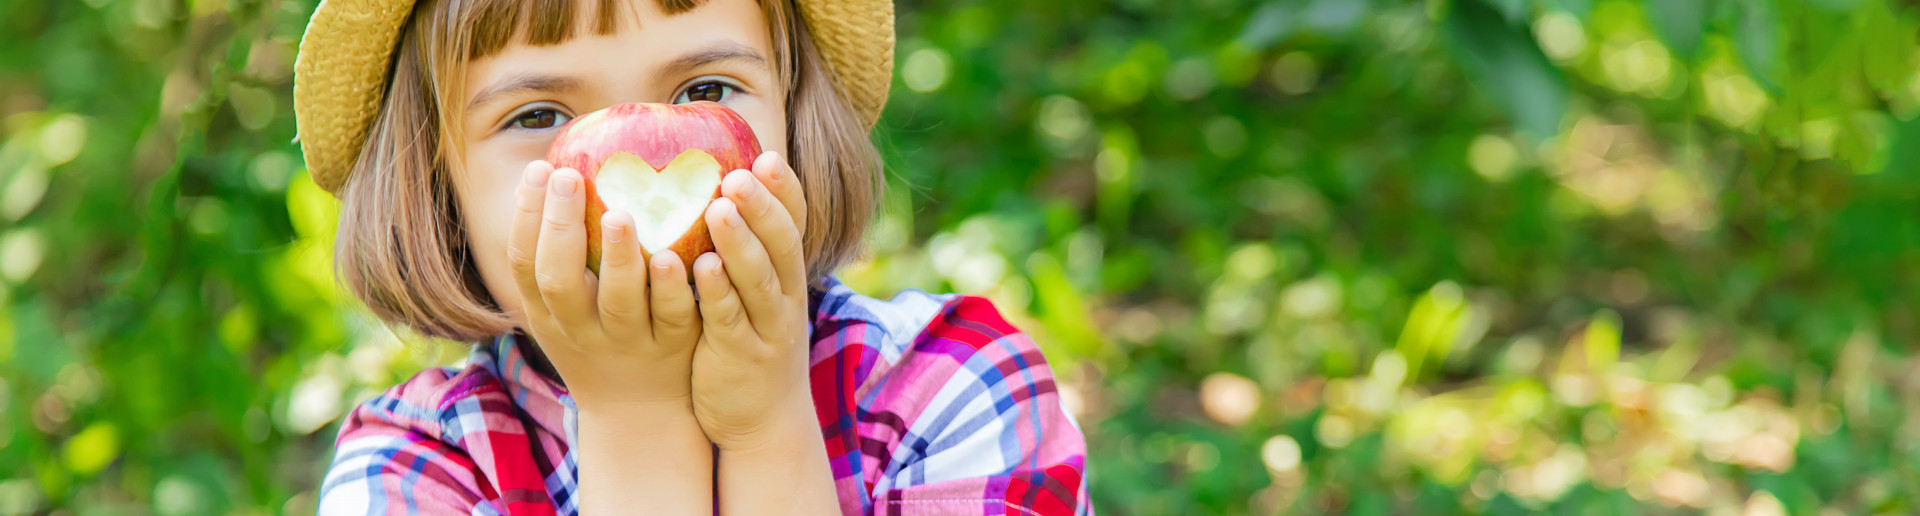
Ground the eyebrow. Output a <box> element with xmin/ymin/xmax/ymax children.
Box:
<box><xmin>658</xmin><ymin>43</ymin><xmax>768</xmax><ymax>79</ymax></box>
<box><xmin>467</xmin><ymin>74</ymin><xmax>583</xmax><ymax>111</ymax></box>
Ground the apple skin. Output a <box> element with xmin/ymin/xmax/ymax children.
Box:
<box><xmin>545</xmin><ymin>102</ymin><xmax>762</xmax><ymax>275</ymax></box>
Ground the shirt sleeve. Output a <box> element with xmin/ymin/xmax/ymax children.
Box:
<box><xmin>316</xmin><ymin>373</ymin><xmax>500</xmax><ymax>516</ymax></box>
<box><xmin>863</xmin><ymin>296</ymin><xmax>1092</xmax><ymax>516</ymax></box>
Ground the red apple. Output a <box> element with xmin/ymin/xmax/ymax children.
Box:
<box><xmin>545</xmin><ymin>102</ymin><xmax>762</xmax><ymax>275</ymax></box>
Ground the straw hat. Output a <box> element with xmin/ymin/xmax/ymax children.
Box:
<box><xmin>293</xmin><ymin>0</ymin><xmax>894</xmax><ymax>195</ymax></box>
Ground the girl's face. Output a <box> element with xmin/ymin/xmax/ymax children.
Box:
<box><xmin>452</xmin><ymin>0</ymin><xmax>788</xmax><ymax>321</ymax></box>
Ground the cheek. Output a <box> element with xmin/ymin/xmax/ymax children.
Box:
<box><xmin>454</xmin><ymin>151</ymin><xmax>539</xmax><ymax>320</ymax></box>
<box><xmin>736</xmin><ymin>97</ymin><xmax>789</xmax><ymax>158</ymax></box>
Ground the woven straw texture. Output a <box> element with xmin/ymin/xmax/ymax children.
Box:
<box><xmin>796</xmin><ymin>0</ymin><xmax>893</xmax><ymax>127</ymax></box>
<box><xmin>293</xmin><ymin>0</ymin><xmax>895</xmax><ymax>195</ymax></box>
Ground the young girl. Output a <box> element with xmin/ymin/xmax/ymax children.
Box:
<box><xmin>292</xmin><ymin>0</ymin><xmax>1089</xmax><ymax>514</ymax></box>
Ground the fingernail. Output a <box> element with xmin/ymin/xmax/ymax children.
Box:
<box><xmin>652</xmin><ymin>254</ymin><xmax>672</xmax><ymax>271</ymax></box>
<box><xmin>525</xmin><ymin>166</ymin><xmax>550</xmax><ymax>188</ymax></box>
<box><xmin>604</xmin><ymin>220</ymin><xmax>625</xmax><ymax>243</ymax></box>
<box><xmin>710</xmin><ymin>263</ymin><xmax>725</xmax><ymax>279</ymax></box>
<box><xmin>758</xmin><ymin>152</ymin><xmax>781</xmax><ymax>180</ymax></box>
<box><xmin>726</xmin><ymin>205</ymin><xmax>744</xmax><ymax>227</ymax></box>
<box><xmin>731</xmin><ymin>173</ymin><xmax>756</xmax><ymax>199</ymax></box>
<box><xmin>553</xmin><ymin>174</ymin><xmax>578</xmax><ymax>200</ymax></box>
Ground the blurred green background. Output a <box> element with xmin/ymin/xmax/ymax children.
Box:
<box><xmin>2</xmin><ymin>0</ymin><xmax>1918</xmax><ymax>513</ymax></box>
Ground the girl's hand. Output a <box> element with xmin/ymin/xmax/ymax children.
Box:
<box><xmin>507</xmin><ymin>160</ymin><xmax>703</xmax><ymax>408</ymax></box>
<box><xmin>689</xmin><ymin>151</ymin><xmax>817</xmax><ymax>451</ymax></box>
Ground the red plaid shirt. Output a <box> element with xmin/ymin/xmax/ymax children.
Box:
<box><xmin>318</xmin><ymin>278</ymin><xmax>1091</xmax><ymax>515</ymax></box>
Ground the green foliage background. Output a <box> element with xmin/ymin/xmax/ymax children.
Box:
<box><xmin>2</xmin><ymin>0</ymin><xmax>1918</xmax><ymax>513</ymax></box>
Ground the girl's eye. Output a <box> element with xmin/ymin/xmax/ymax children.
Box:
<box><xmin>675</xmin><ymin>81</ymin><xmax>736</xmax><ymax>104</ymax></box>
<box><xmin>509</xmin><ymin>108</ymin><xmax>570</xmax><ymax>130</ymax></box>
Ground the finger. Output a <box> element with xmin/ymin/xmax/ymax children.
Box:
<box><xmin>692</xmin><ymin>252</ymin><xmax>758</xmax><ymax>353</ymax></box>
<box><xmin>509</xmin><ymin>161</ymin><xmax>557</xmax><ymax>324</ymax></box>
<box><xmin>706</xmin><ymin>197</ymin><xmax>786</xmax><ymax>330</ymax></box>
<box><xmin>534</xmin><ymin>167</ymin><xmax>599</xmax><ymax>336</ymax></box>
<box><xmin>649</xmin><ymin>251</ymin><xmax>701</xmax><ymax>347</ymax></box>
<box><xmin>751</xmin><ymin>151</ymin><xmax>808</xmax><ymax>239</ymax></box>
<box><xmin>720</xmin><ymin>171</ymin><xmax>804</xmax><ymax>295</ymax></box>
<box><xmin>595</xmin><ymin>210</ymin><xmax>651</xmax><ymax>338</ymax></box>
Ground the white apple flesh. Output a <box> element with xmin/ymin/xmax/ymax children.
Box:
<box><xmin>593</xmin><ymin>150</ymin><xmax>723</xmax><ymax>257</ymax></box>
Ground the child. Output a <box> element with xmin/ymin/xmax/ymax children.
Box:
<box><xmin>292</xmin><ymin>0</ymin><xmax>1090</xmax><ymax>514</ymax></box>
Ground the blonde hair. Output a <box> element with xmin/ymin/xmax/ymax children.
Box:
<box><xmin>334</xmin><ymin>0</ymin><xmax>881</xmax><ymax>341</ymax></box>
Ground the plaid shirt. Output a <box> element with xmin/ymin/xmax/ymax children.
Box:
<box><xmin>318</xmin><ymin>278</ymin><xmax>1091</xmax><ymax>515</ymax></box>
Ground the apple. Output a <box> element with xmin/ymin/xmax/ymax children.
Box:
<box><xmin>545</xmin><ymin>102</ymin><xmax>762</xmax><ymax>275</ymax></box>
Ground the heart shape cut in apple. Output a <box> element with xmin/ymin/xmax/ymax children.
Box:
<box><xmin>545</xmin><ymin>102</ymin><xmax>762</xmax><ymax>275</ymax></box>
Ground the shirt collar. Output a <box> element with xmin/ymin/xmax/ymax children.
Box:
<box><xmin>473</xmin><ymin>333</ymin><xmax>575</xmax><ymax>442</ymax></box>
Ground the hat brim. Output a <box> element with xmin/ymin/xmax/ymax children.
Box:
<box><xmin>293</xmin><ymin>0</ymin><xmax>893</xmax><ymax>195</ymax></box>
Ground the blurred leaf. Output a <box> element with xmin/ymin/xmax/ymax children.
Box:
<box><xmin>1648</xmin><ymin>0</ymin><xmax>1709</xmax><ymax>61</ymax></box>
<box><xmin>1238</xmin><ymin>2</ymin><xmax>1295</xmax><ymax>50</ymax></box>
<box><xmin>1736</xmin><ymin>0</ymin><xmax>1784</xmax><ymax>93</ymax></box>
<box><xmin>1300</xmin><ymin>0</ymin><xmax>1369</xmax><ymax>35</ymax></box>
<box><xmin>1539</xmin><ymin>0</ymin><xmax>1593</xmax><ymax>18</ymax></box>
<box><xmin>62</xmin><ymin>423</ymin><xmax>118</xmax><ymax>476</ymax></box>
<box><xmin>1876</xmin><ymin>112</ymin><xmax>1920</xmax><ymax>183</ymax></box>
<box><xmin>228</xmin><ymin>84</ymin><xmax>276</xmax><ymax>131</ymax></box>
<box><xmin>11</xmin><ymin>302</ymin><xmax>70</xmax><ymax>383</ymax></box>
<box><xmin>1806</xmin><ymin>0</ymin><xmax>1863</xmax><ymax>12</ymax></box>
<box><xmin>1476</xmin><ymin>0</ymin><xmax>1531</xmax><ymax>25</ymax></box>
<box><xmin>1395</xmin><ymin>282</ymin><xmax>1477</xmax><ymax>383</ymax></box>
<box><xmin>1858</xmin><ymin>1</ymin><xmax>1913</xmax><ymax>95</ymax></box>
<box><xmin>1583</xmin><ymin>310</ymin><xmax>1621</xmax><ymax>374</ymax></box>
<box><xmin>1445</xmin><ymin>0</ymin><xmax>1570</xmax><ymax>139</ymax></box>
<box><xmin>1028</xmin><ymin>252</ymin><xmax>1102</xmax><ymax>363</ymax></box>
